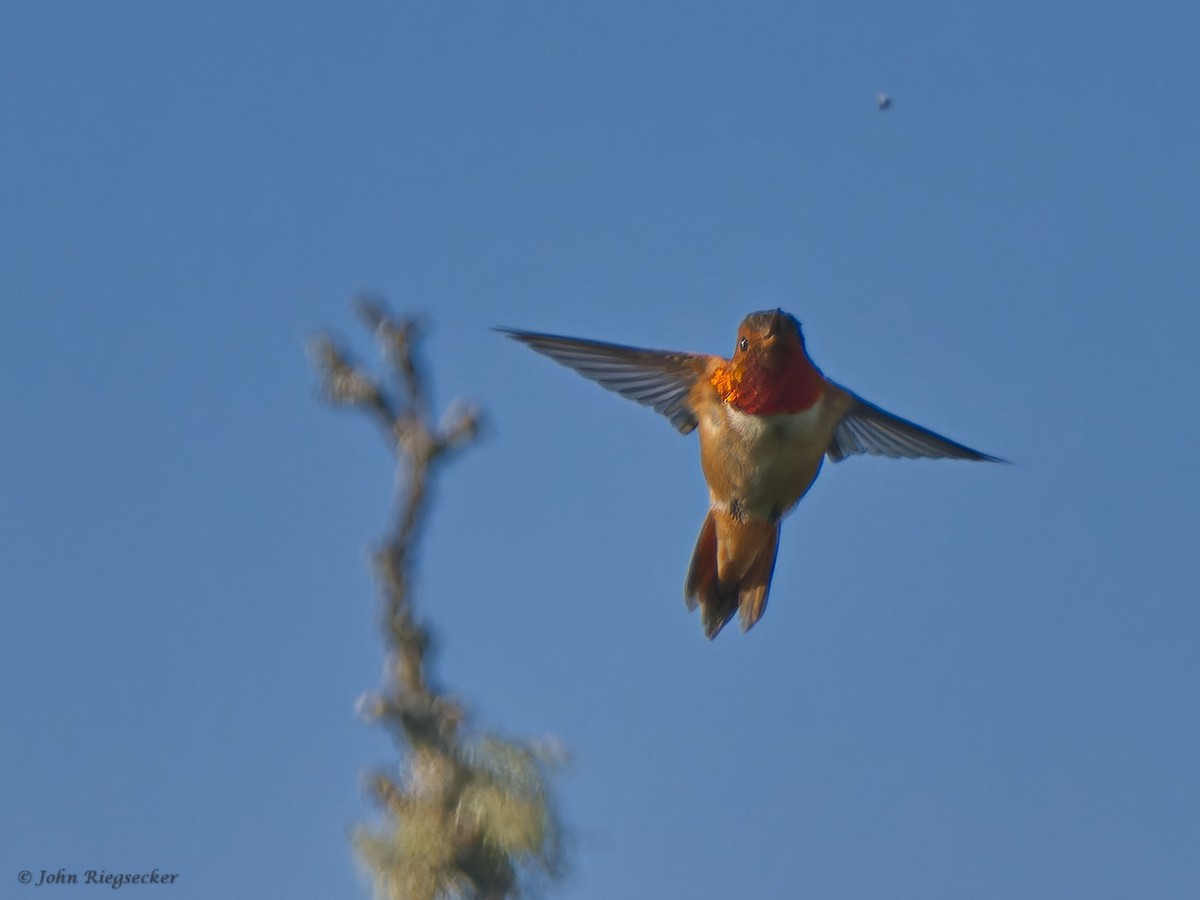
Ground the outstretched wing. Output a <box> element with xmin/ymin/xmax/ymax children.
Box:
<box><xmin>499</xmin><ymin>328</ymin><xmax>707</xmax><ymax>434</ymax></box>
<box><xmin>826</xmin><ymin>383</ymin><xmax>1003</xmax><ymax>463</ymax></box>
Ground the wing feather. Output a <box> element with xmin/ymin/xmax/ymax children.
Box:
<box><xmin>499</xmin><ymin>328</ymin><xmax>706</xmax><ymax>434</ymax></box>
<box><xmin>827</xmin><ymin>383</ymin><xmax>1002</xmax><ymax>463</ymax></box>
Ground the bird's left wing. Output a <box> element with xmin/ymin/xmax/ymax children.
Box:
<box><xmin>826</xmin><ymin>383</ymin><xmax>1003</xmax><ymax>463</ymax></box>
<box><xmin>500</xmin><ymin>328</ymin><xmax>708</xmax><ymax>434</ymax></box>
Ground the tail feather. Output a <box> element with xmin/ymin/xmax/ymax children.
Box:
<box><xmin>683</xmin><ymin>511</ymin><xmax>717</xmax><ymax>613</ymax></box>
<box><xmin>737</xmin><ymin>525</ymin><xmax>779</xmax><ymax>633</ymax></box>
<box><xmin>684</xmin><ymin>510</ymin><xmax>739</xmax><ymax>638</ymax></box>
<box><xmin>684</xmin><ymin>509</ymin><xmax>781</xmax><ymax>639</ymax></box>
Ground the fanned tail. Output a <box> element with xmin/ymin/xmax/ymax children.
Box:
<box><xmin>684</xmin><ymin>509</ymin><xmax>780</xmax><ymax>639</ymax></box>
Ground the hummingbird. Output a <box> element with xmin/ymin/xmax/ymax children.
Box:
<box><xmin>501</xmin><ymin>309</ymin><xmax>1000</xmax><ymax>639</ymax></box>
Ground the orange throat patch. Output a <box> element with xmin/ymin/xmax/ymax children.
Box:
<box><xmin>711</xmin><ymin>360</ymin><xmax>824</xmax><ymax>416</ymax></box>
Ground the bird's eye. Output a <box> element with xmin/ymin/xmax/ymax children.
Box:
<box><xmin>739</xmin><ymin>337</ymin><xmax>749</xmax><ymax>352</ymax></box>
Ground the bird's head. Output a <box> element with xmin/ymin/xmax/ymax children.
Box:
<box><xmin>712</xmin><ymin>309</ymin><xmax>824</xmax><ymax>415</ymax></box>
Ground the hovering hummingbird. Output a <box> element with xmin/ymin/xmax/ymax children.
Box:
<box><xmin>501</xmin><ymin>309</ymin><xmax>1000</xmax><ymax>639</ymax></box>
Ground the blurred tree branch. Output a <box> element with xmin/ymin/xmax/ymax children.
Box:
<box><xmin>311</xmin><ymin>298</ymin><xmax>565</xmax><ymax>900</ymax></box>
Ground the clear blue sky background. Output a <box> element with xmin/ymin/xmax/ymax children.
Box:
<box><xmin>3</xmin><ymin>3</ymin><xmax>1198</xmax><ymax>898</ymax></box>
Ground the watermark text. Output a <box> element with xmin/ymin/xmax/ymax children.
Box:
<box><xmin>18</xmin><ymin>868</ymin><xmax>179</xmax><ymax>888</ymax></box>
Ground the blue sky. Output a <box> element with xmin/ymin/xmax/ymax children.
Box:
<box><xmin>3</xmin><ymin>2</ymin><xmax>1198</xmax><ymax>897</ymax></box>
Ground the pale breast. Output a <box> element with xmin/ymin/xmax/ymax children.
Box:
<box><xmin>697</xmin><ymin>392</ymin><xmax>840</xmax><ymax>520</ymax></box>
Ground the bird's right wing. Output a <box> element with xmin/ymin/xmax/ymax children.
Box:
<box><xmin>499</xmin><ymin>328</ymin><xmax>708</xmax><ymax>434</ymax></box>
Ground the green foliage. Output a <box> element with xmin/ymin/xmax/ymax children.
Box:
<box><xmin>355</xmin><ymin>738</ymin><xmax>566</xmax><ymax>900</ymax></box>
